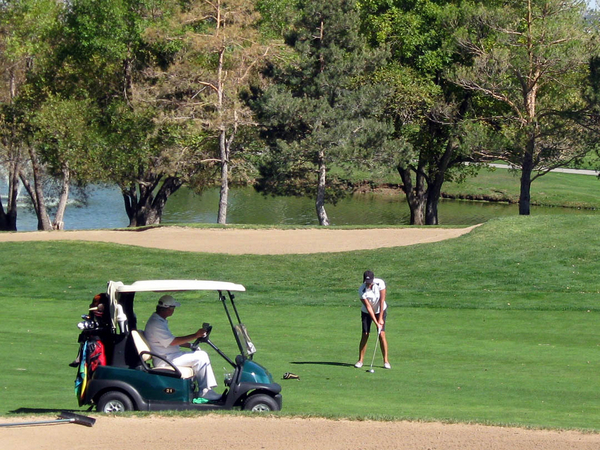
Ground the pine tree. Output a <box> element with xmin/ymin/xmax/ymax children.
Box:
<box><xmin>249</xmin><ymin>0</ymin><xmax>390</xmax><ymax>226</ymax></box>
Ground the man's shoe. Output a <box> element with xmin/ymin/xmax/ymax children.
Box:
<box><xmin>354</xmin><ymin>361</ymin><xmax>363</xmax><ymax>368</ymax></box>
<box><xmin>201</xmin><ymin>388</ymin><xmax>222</xmax><ymax>401</ymax></box>
<box><xmin>384</xmin><ymin>362</ymin><xmax>391</xmax><ymax>369</ymax></box>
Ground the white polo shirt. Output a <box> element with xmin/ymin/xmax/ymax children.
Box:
<box><xmin>358</xmin><ymin>278</ymin><xmax>387</xmax><ymax>314</ymax></box>
<box><xmin>144</xmin><ymin>312</ymin><xmax>180</xmax><ymax>357</ymax></box>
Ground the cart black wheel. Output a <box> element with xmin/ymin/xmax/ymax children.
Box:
<box><xmin>97</xmin><ymin>391</ymin><xmax>134</xmax><ymax>414</ymax></box>
<box><xmin>243</xmin><ymin>394</ymin><xmax>280</xmax><ymax>412</ymax></box>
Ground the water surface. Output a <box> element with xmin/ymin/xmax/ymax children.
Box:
<box><xmin>4</xmin><ymin>185</ymin><xmax>598</xmax><ymax>232</ymax></box>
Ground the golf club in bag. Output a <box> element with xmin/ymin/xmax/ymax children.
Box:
<box><xmin>367</xmin><ymin>327</ymin><xmax>382</xmax><ymax>373</ymax></box>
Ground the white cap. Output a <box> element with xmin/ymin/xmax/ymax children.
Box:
<box><xmin>157</xmin><ymin>295</ymin><xmax>181</xmax><ymax>308</ymax></box>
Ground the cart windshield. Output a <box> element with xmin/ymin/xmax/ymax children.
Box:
<box><xmin>234</xmin><ymin>324</ymin><xmax>257</xmax><ymax>358</ymax></box>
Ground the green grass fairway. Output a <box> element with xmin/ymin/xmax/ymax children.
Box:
<box><xmin>1</xmin><ymin>215</ymin><xmax>599</xmax><ymax>430</ymax></box>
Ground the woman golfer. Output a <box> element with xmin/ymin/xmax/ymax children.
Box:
<box><xmin>355</xmin><ymin>270</ymin><xmax>391</xmax><ymax>369</ymax></box>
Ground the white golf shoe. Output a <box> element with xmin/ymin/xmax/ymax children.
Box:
<box><xmin>354</xmin><ymin>361</ymin><xmax>363</xmax><ymax>368</ymax></box>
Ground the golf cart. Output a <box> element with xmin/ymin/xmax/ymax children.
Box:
<box><xmin>72</xmin><ymin>280</ymin><xmax>282</xmax><ymax>412</ymax></box>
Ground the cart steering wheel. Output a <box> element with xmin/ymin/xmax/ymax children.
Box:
<box><xmin>190</xmin><ymin>325</ymin><xmax>212</xmax><ymax>351</ymax></box>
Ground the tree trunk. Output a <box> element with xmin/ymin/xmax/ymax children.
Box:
<box><xmin>216</xmin><ymin>47</ymin><xmax>230</xmax><ymax>225</ymax></box>
<box><xmin>425</xmin><ymin>139</ymin><xmax>456</xmax><ymax>225</ymax></box>
<box><xmin>316</xmin><ymin>150</ymin><xmax>330</xmax><ymax>226</ymax></box>
<box><xmin>122</xmin><ymin>184</ymin><xmax>138</xmax><ymax>227</ymax></box>
<box><xmin>217</xmin><ymin>129</ymin><xmax>229</xmax><ymax>225</ymax></box>
<box><xmin>52</xmin><ymin>168</ymin><xmax>70</xmax><ymax>230</ymax></box>
<box><xmin>0</xmin><ymin>203</ymin><xmax>11</xmax><ymax>231</ymax></box>
<box><xmin>133</xmin><ymin>179</ymin><xmax>155</xmax><ymax>227</ymax></box>
<box><xmin>519</xmin><ymin>144</ymin><xmax>534</xmax><ymax>215</ymax></box>
<box><xmin>152</xmin><ymin>177</ymin><xmax>183</xmax><ymax>223</ymax></box>
<box><xmin>520</xmin><ymin>22</ymin><xmax>538</xmax><ymax>217</ymax></box>
<box><xmin>0</xmin><ymin>159</ymin><xmax>20</xmax><ymax>231</ymax></box>
<box><xmin>397</xmin><ymin>165</ymin><xmax>427</xmax><ymax>225</ymax></box>
<box><xmin>122</xmin><ymin>177</ymin><xmax>183</xmax><ymax>227</ymax></box>
<box><xmin>9</xmin><ymin>67</ymin><xmax>17</xmax><ymax>100</ymax></box>
<box><xmin>217</xmin><ymin>168</ymin><xmax>228</xmax><ymax>224</ymax></box>
<box><xmin>409</xmin><ymin>197</ymin><xmax>426</xmax><ymax>225</ymax></box>
<box><xmin>20</xmin><ymin>150</ymin><xmax>52</xmax><ymax>231</ymax></box>
<box><xmin>426</xmin><ymin>175</ymin><xmax>444</xmax><ymax>225</ymax></box>
<box><xmin>0</xmin><ymin>200</ymin><xmax>18</xmax><ymax>231</ymax></box>
<box><xmin>425</xmin><ymin>194</ymin><xmax>439</xmax><ymax>225</ymax></box>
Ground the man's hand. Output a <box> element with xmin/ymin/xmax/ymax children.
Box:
<box><xmin>194</xmin><ymin>328</ymin><xmax>208</xmax><ymax>339</ymax></box>
<box><xmin>171</xmin><ymin>328</ymin><xmax>207</xmax><ymax>347</ymax></box>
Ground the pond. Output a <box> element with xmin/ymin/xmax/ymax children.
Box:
<box><xmin>5</xmin><ymin>185</ymin><xmax>599</xmax><ymax>232</ymax></box>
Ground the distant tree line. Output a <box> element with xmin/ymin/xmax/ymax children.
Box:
<box><xmin>1</xmin><ymin>0</ymin><xmax>599</xmax><ymax>231</ymax></box>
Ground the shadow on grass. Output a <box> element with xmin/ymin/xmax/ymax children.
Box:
<box><xmin>290</xmin><ymin>361</ymin><xmax>354</xmax><ymax>367</ymax></box>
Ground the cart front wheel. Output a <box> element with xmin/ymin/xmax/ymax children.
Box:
<box><xmin>243</xmin><ymin>394</ymin><xmax>280</xmax><ymax>412</ymax></box>
<box><xmin>97</xmin><ymin>391</ymin><xmax>134</xmax><ymax>413</ymax></box>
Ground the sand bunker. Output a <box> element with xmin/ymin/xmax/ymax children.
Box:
<box><xmin>0</xmin><ymin>225</ymin><xmax>479</xmax><ymax>254</ymax></box>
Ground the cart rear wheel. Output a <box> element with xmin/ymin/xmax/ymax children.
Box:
<box><xmin>97</xmin><ymin>391</ymin><xmax>134</xmax><ymax>413</ymax></box>
<box><xmin>243</xmin><ymin>394</ymin><xmax>280</xmax><ymax>412</ymax></box>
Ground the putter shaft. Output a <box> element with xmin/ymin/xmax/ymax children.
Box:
<box><xmin>368</xmin><ymin>328</ymin><xmax>381</xmax><ymax>371</ymax></box>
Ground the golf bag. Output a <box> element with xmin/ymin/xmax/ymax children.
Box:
<box><xmin>87</xmin><ymin>338</ymin><xmax>106</xmax><ymax>371</ymax></box>
<box><xmin>74</xmin><ymin>336</ymin><xmax>106</xmax><ymax>406</ymax></box>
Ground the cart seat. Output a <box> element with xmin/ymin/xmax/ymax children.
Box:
<box><xmin>130</xmin><ymin>330</ymin><xmax>195</xmax><ymax>379</ymax></box>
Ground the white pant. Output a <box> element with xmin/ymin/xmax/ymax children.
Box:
<box><xmin>162</xmin><ymin>350</ymin><xmax>217</xmax><ymax>390</ymax></box>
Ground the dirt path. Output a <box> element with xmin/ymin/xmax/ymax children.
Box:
<box><xmin>1</xmin><ymin>415</ymin><xmax>599</xmax><ymax>450</ymax></box>
<box><xmin>0</xmin><ymin>225</ymin><xmax>479</xmax><ymax>254</ymax></box>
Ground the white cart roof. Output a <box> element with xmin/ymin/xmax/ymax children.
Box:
<box><xmin>114</xmin><ymin>280</ymin><xmax>246</xmax><ymax>293</ymax></box>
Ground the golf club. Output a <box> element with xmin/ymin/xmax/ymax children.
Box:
<box><xmin>367</xmin><ymin>327</ymin><xmax>381</xmax><ymax>373</ymax></box>
<box><xmin>0</xmin><ymin>412</ymin><xmax>96</xmax><ymax>428</ymax></box>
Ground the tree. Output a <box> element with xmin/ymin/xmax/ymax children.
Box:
<box><xmin>62</xmin><ymin>0</ymin><xmax>176</xmax><ymax>227</ymax></box>
<box><xmin>0</xmin><ymin>0</ymin><xmax>61</xmax><ymax>230</ymax></box>
<box><xmin>101</xmin><ymin>105</ymin><xmax>209</xmax><ymax>227</ymax></box>
<box><xmin>249</xmin><ymin>0</ymin><xmax>390</xmax><ymax>226</ymax></box>
<box><xmin>359</xmin><ymin>0</ymin><xmax>479</xmax><ymax>225</ymax></box>
<box><xmin>59</xmin><ymin>0</ymin><xmax>214</xmax><ymax>227</ymax></box>
<box><xmin>24</xmin><ymin>96</ymin><xmax>102</xmax><ymax>230</ymax></box>
<box><xmin>154</xmin><ymin>0</ymin><xmax>270</xmax><ymax>225</ymax></box>
<box><xmin>4</xmin><ymin>0</ymin><xmax>121</xmax><ymax>231</ymax></box>
<box><xmin>453</xmin><ymin>0</ymin><xmax>598</xmax><ymax>215</ymax></box>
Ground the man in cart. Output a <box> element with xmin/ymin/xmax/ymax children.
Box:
<box><xmin>144</xmin><ymin>295</ymin><xmax>221</xmax><ymax>400</ymax></box>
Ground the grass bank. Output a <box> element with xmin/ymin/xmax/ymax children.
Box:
<box><xmin>1</xmin><ymin>215</ymin><xmax>599</xmax><ymax>430</ymax></box>
<box><xmin>353</xmin><ymin>166</ymin><xmax>600</xmax><ymax>210</ymax></box>
<box><xmin>443</xmin><ymin>168</ymin><xmax>600</xmax><ymax>209</ymax></box>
